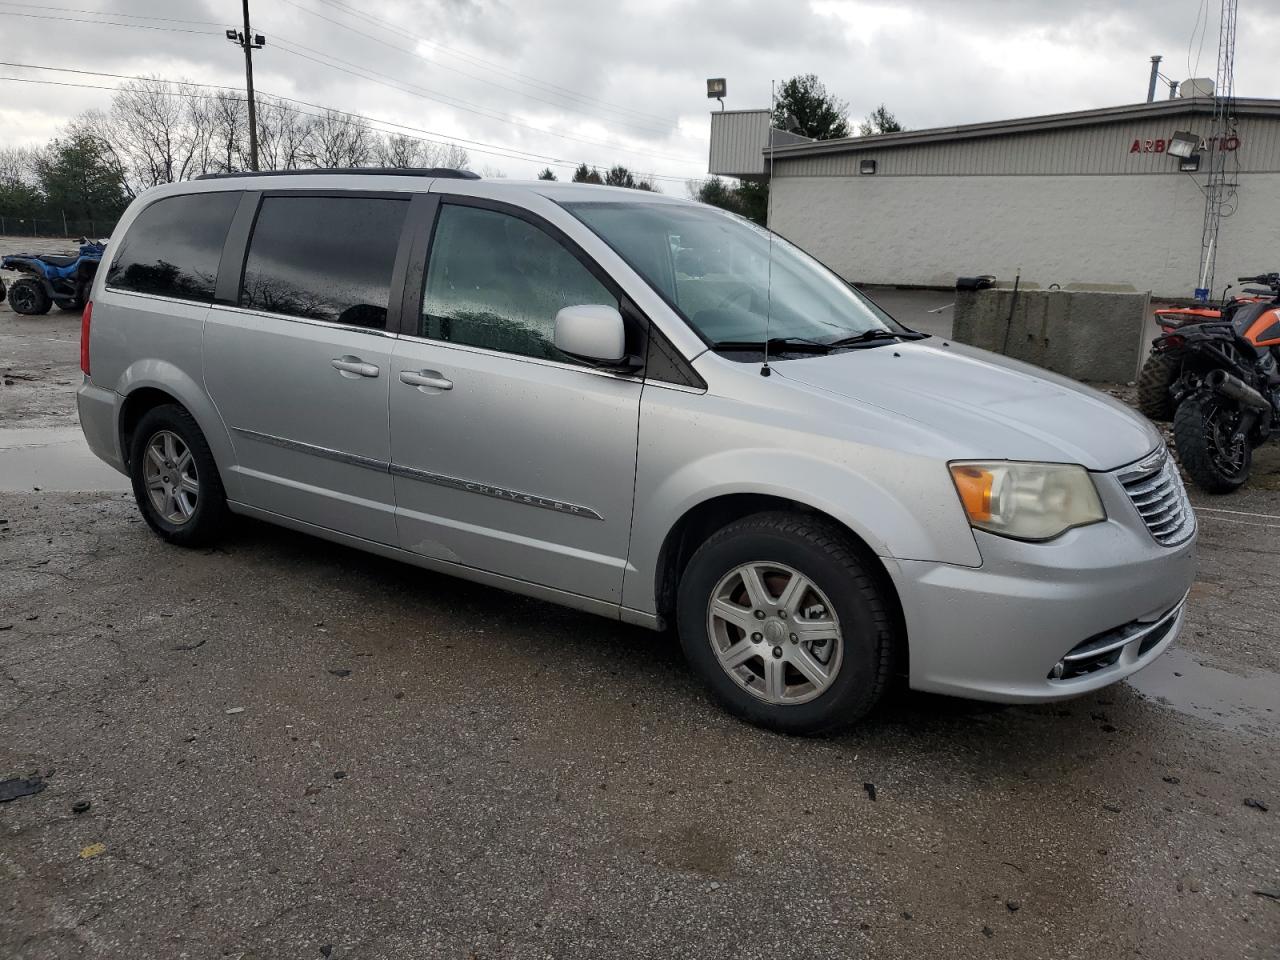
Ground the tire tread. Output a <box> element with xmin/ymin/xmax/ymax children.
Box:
<box><xmin>1172</xmin><ymin>392</ymin><xmax>1249</xmax><ymax>494</ymax></box>
<box><xmin>679</xmin><ymin>510</ymin><xmax>896</xmax><ymax>734</ymax></box>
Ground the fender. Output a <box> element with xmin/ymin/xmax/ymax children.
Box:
<box><xmin>114</xmin><ymin>358</ymin><xmax>244</xmax><ymax>502</ymax></box>
<box><xmin>622</xmin><ymin>446</ymin><xmax>982</xmax><ymax>615</ymax></box>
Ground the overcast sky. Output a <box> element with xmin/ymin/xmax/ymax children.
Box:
<box><xmin>2</xmin><ymin>0</ymin><xmax>1278</xmax><ymax>189</ymax></box>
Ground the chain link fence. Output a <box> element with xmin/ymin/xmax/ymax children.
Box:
<box><xmin>0</xmin><ymin>214</ymin><xmax>118</xmax><ymax>239</ymax></box>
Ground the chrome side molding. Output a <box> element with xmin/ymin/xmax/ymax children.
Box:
<box><xmin>230</xmin><ymin>426</ymin><xmax>604</xmax><ymax>521</ymax></box>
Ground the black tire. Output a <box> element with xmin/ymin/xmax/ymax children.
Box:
<box><xmin>1173</xmin><ymin>392</ymin><xmax>1251</xmax><ymax>494</ymax></box>
<box><xmin>676</xmin><ymin>511</ymin><xmax>896</xmax><ymax>735</ymax></box>
<box><xmin>1137</xmin><ymin>351</ymin><xmax>1180</xmax><ymax>421</ymax></box>
<box><xmin>7</xmin><ymin>278</ymin><xmax>52</xmax><ymax>315</ymax></box>
<box><xmin>128</xmin><ymin>404</ymin><xmax>229</xmax><ymax>546</ymax></box>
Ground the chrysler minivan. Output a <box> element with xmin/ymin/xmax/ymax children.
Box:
<box><xmin>77</xmin><ymin>169</ymin><xmax>1197</xmax><ymax>733</ymax></box>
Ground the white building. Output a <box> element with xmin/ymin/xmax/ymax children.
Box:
<box><xmin>708</xmin><ymin>97</ymin><xmax>1280</xmax><ymax>299</ymax></box>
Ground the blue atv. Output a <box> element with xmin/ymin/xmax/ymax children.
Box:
<box><xmin>2</xmin><ymin>239</ymin><xmax>106</xmax><ymax>315</ymax></box>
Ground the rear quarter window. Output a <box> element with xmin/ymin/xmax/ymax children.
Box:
<box><xmin>106</xmin><ymin>192</ymin><xmax>240</xmax><ymax>302</ymax></box>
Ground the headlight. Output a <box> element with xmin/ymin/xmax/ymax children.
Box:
<box><xmin>949</xmin><ymin>461</ymin><xmax>1105</xmax><ymax>541</ymax></box>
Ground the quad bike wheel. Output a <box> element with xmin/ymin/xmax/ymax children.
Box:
<box><xmin>1137</xmin><ymin>351</ymin><xmax>1180</xmax><ymax>422</ymax></box>
<box><xmin>7</xmin><ymin>278</ymin><xmax>52</xmax><ymax>315</ymax></box>
<box><xmin>1173</xmin><ymin>392</ymin><xmax>1252</xmax><ymax>494</ymax></box>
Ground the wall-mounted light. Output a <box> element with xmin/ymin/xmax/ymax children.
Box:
<box><xmin>860</xmin><ymin>159</ymin><xmax>877</xmax><ymax>175</ymax></box>
<box><xmin>1166</xmin><ymin>130</ymin><xmax>1199</xmax><ymax>159</ymax></box>
<box><xmin>1178</xmin><ymin>154</ymin><xmax>1201</xmax><ymax>172</ymax></box>
<box><xmin>706</xmin><ymin>78</ymin><xmax>727</xmax><ymax>111</ymax></box>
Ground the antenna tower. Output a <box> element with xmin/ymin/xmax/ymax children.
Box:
<box><xmin>1196</xmin><ymin>0</ymin><xmax>1239</xmax><ymax>300</ymax></box>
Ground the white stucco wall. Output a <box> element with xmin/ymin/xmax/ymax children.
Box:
<box><xmin>768</xmin><ymin>172</ymin><xmax>1280</xmax><ymax>298</ymax></box>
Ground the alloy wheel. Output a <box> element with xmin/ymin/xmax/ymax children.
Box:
<box><xmin>142</xmin><ymin>430</ymin><xmax>200</xmax><ymax>525</ymax></box>
<box><xmin>706</xmin><ymin>561</ymin><xmax>844</xmax><ymax>705</ymax></box>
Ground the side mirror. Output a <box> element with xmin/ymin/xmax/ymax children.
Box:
<box><xmin>554</xmin><ymin>304</ymin><xmax>630</xmax><ymax>366</ymax></box>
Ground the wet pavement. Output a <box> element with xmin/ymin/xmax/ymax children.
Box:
<box><xmin>0</xmin><ymin>428</ymin><xmax>129</xmax><ymax>493</ymax></box>
<box><xmin>2</xmin><ymin>279</ymin><xmax>1279</xmax><ymax>959</ymax></box>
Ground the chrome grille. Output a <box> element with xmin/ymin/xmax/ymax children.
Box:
<box><xmin>1117</xmin><ymin>448</ymin><xmax>1195</xmax><ymax>547</ymax></box>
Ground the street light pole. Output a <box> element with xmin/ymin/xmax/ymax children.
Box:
<box><xmin>227</xmin><ymin>3</ymin><xmax>266</xmax><ymax>171</ymax></box>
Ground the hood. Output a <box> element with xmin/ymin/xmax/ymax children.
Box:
<box><xmin>776</xmin><ymin>340</ymin><xmax>1160</xmax><ymax>471</ymax></box>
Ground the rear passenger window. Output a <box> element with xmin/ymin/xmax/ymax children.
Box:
<box><xmin>421</xmin><ymin>203</ymin><xmax>617</xmax><ymax>362</ymax></box>
<box><xmin>241</xmin><ymin>196</ymin><xmax>407</xmax><ymax>329</ymax></box>
<box><xmin>107</xmin><ymin>192</ymin><xmax>239</xmax><ymax>301</ymax></box>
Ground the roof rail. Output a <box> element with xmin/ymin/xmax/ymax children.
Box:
<box><xmin>194</xmin><ymin>167</ymin><xmax>481</xmax><ymax>181</ymax></box>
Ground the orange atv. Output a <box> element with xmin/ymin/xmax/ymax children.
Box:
<box><xmin>1152</xmin><ymin>274</ymin><xmax>1280</xmax><ymax>492</ymax></box>
<box><xmin>1137</xmin><ymin>287</ymin><xmax>1269</xmax><ymax>421</ymax></box>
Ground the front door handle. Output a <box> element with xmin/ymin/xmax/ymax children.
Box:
<box><xmin>332</xmin><ymin>356</ymin><xmax>380</xmax><ymax>378</ymax></box>
<box><xmin>399</xmin><ymin>369</ymin><xmax>454</xmax><ymax>392</ymax></box>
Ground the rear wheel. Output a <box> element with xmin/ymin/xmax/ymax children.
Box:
<box><xmin>676</xmin><ymin>511</ymin><xmax>896</xmax><ymax>735</ymax></box>
<box><xmin>7</xmin><ymin>278</ymin><xmax>51</xmax><ymax>315</ymax></box>
<box><xmin>1173</xmin><ymin>392</ymin><xmax>1252</xmax><ymax>493</ymax></box>
<box><xmin>128</xmin><ymin>404</ymin><xmax>229</xmax><ymax>546</ymax></box>
<box><xmin>1137</xmin><ymin>351</ymin><xmax>1180</xmax><ymax>421</ymax></box>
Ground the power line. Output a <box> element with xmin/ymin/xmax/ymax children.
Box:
<box><xmin>304</xmin><ymin>0</ymin><xmax>674</xmax><ymax>127</ymax></box>
<box><xmin>0</xmin><ymin>1</ymin><xmax>224</xmax><ymax>26</ymax></box>
<box><xmin>0</xmin><ymin>64</ymin><xmax>706</xmax><ymax>183</ymax></box>
<box><xmin>0</xmin><ymin>7</ymin><xmax>702</xmax><ymax>172</ymax></box>
<box><xmin>0</xmin><ymin>10</ymin><xmax>218</xmax><ymax>34</ymax></box>
<box><xmin>270</xmin><ymin>0</ymin><xmax>674</xmax><ymax>138</ymax></box>
<box><xmin>267</xmin><ymin>38</ymin><xmax>702</xmax><ymax>166</ymax></box>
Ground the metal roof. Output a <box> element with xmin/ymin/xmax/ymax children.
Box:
<box><xmin>767</xmin><ymin>97</ymin><xmax>1280</xmax><ymax>159</ymax></box>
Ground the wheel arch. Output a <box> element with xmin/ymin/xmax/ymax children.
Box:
<box><xmin>653</xmin><ymin>493</ymin><xmax>908</xmax><ymax>673</ymax></box>
<box><xmin>115</xmin><ymin>366</ymin><xmax>240</xmax><ymax>500</ymax></box>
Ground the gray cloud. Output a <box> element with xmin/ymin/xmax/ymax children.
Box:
<box><xmin>1</xmin><ymin>0</ymin><xmax>1276</xmax><ymax>186</ymax></box>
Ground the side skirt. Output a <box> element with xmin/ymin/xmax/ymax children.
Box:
<box><xmin>226</xmin><ymin>500</ymin><xmax>663</xmax><ymax>631</ymax></box>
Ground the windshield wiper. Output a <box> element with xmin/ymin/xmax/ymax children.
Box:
<box><xmin>827</xmin><ymin>329</ymin><xmax>928</xmax><ymax>348</ymax></box>
<box><xmin>712</xmin><ymin>336</ymin><xmax>834</xmax><ymax>354</ymax></box>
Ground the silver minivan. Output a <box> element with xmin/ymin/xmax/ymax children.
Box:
<box><xmin>78</xmin><ymin>169</ymin><xmax>1197</xmax><ymax>733</ymax></box>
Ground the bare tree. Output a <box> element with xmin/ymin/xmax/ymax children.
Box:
<box><xmin>375</xmin><ymin>134</ymin><xmax>469</xmax><ymax>170</ymax></box>
<box><xmin>304</xmin><ymin>109</ymin><xmax>377</xmax><ymax>168</ymax></box>
<box><xmin>201</xmin><ymin>92</ymin><xmax>249</xmax><ymax>174</ymax></box>
<box><xmin>0</xmin><ymin>146</ymin><xmax>38</xmax><ymax>186</ymax></box>
<box><xmin>375</xmin><ymin>133</ymin><xmax>419</xmax><ymax>168</ymax></box>
<box><xmin>101</xmin><ymin>78</ymin><xmax>209</xmax><ymax>188</ymax></box>
<box><xmin>256</xmin><ymin>98</ymin><xmax>314</xmax><ymax>171</ymax></box>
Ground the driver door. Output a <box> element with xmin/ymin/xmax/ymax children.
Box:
<box><xmin>388</xmin><ymin>197</ymin><xmax>645</xmax><ymax>603</ymax></box>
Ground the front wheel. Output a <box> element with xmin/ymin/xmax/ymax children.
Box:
<box><xmin>676</xmin><ymin>512</ymin><xmax>896</xmax><ymax>735</ymax></box>
<box><xmin>1173</xmin><ymin>392</ymin><xmax>1252</xmax><ymax>493</ymax></box>
<box><xmin>128</xmin><ymin>404</ymin><xmax>229</xmax><ymax>546</ymax></box>
<box><xmin>7</xmin><ymin>278</ymin><xmax>51</xmax><ymax>315</ymax></box>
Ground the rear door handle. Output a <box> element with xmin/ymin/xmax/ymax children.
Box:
<box><xmin>332</xmin><ymin>356</ymin><xmax>380</xmax><ymax>378</ymax></box>
<box><xmin>399</xmin><ymin>369</ymin><xmax>454</xmax><ymax>391</ymax></box>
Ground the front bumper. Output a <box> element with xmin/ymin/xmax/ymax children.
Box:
<box><xmin>887</xmin><ymin>461</ymin><xmax>1198</xmax><ymax>703</ymax></box>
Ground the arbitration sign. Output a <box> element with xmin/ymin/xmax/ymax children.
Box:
<box><xmin>1130</xmin><ymin>135</ymin><xmax>1240</xmax><ymax>154</ymax></box>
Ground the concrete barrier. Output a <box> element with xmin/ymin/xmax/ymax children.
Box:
<box><xmin>952</xmin><ymin>288</ymin><xmax>1150</xmax><ymax>383</ymax></box>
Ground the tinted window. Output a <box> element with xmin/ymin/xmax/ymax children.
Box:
<box><xmin>107</xmin><ymin>192</ymin><xmax>239</xmax><ymax>301</ymax></box>
<box><xmin>421</xmin><ymin>203</ymin><xmax>617</xmax><ymax>361</ymax></box>
<box><xmin>241</xmin><ymin>196</ymin><xmax>407</xmax><ymax>329</ymax></box>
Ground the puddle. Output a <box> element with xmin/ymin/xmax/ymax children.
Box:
<box><xmin>0</xmin><ymin>427</ymin><xmax>130</xmax><ymax>492</ymax></box>
<box><xmin>1127</xmin><ymin>646</ymin><xmax>1280</xmax><ymax>735</ymax></box>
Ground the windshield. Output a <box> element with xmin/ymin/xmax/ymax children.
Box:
<box><xmin>562</xmin><ymin>200</ymin><xmax>904</xmax><ymax>352</ymax></box>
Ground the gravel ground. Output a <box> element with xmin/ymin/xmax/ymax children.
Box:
<box><xmin>1</xmin><ymin>258</ymin><xmax>1278</xmax><ymax>959</ymax></box>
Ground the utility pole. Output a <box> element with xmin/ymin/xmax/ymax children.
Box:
<box><xmin>1146</xmin><ymin>55</ymin><xmax>1162</xmax><ymax>103</ymax></box>
<box><xmin>226</xmin><ymin>2</ymin><xmax>266</xmax><ymax>171</ymax></box>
